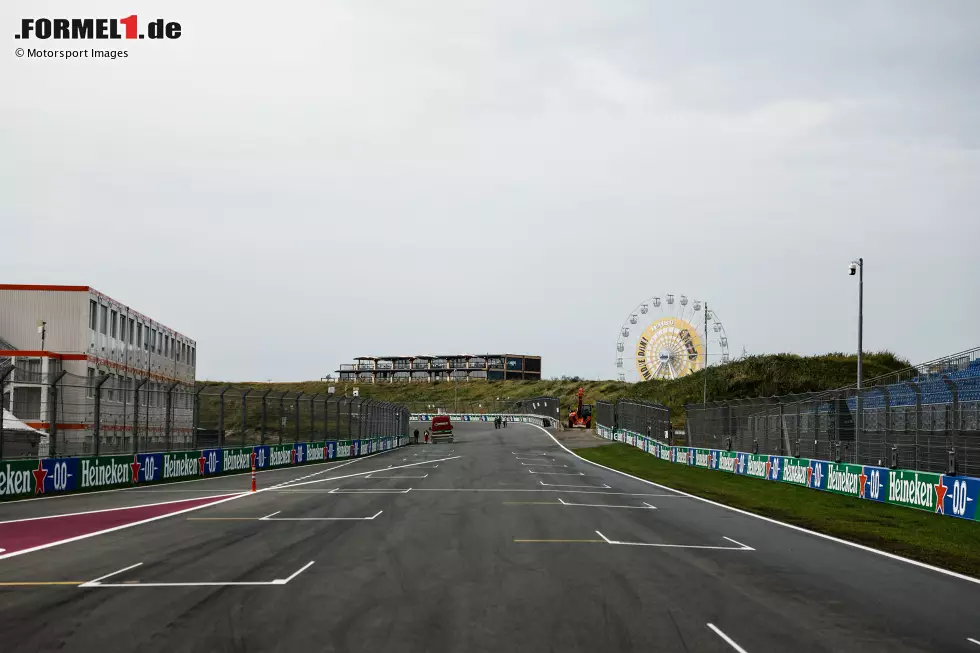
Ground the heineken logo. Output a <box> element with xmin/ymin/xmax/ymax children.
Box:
<box><xmin>81</xmin><ymin>458</ymin><xmax>130</xmax><ymax>489</ymax></box>
<box><xmin>675</xmin><ymin>450</ymin><xmax>690</xmax><ymax>465</ymax></box>
<box><xmin>888</xmin><ymin>471</ymin><xmax>935</xmax><ymax>509</ymax></box>
<box><xmin>695</xmin><ymin>451</ymin><xmax>710</xmax><ymax>468</ymax></box>
<box><xmin>828</xmin><ymin>467</ymin><xmax>861</xmax><ymax>495</ymax></box>
<box><xmin>0</xmin><ymin>463</ymin><xmax>34</xmax><ymax>496</ymax></box>
<box><xmin>337</xmin><ymin>443</ymin><xmax>352</xmax><ymax>458</ymax></box>
<box><xmin>270</xmin><ymin>448</ymin><xmax>292</xmax><ymax>467</ymax></box>
<box><xmin>307</xmin><ymin>445</ymin><xmax>325</xmax><ymax>462</ymax></box>
<box><xmin>163</xmin><ymin>454</ymin><xmax>198</xmax><ymax>479</ymax></box>
<box><xmin>718</xmin><ymin>454</ymin><xmax>737</xmax><ymax>473</ymax></box>
<box><xmin>659</xmin><ymin>447</ymin><xmax>671</xmax><ymax>461</ymax></box>
<box><xmin>782</xmin><ymin>461</ymin><xmax>809</xmax><ymax>486</ymax></box>
<box><xmin>223</xmin><ymin>450</ymin><xmax>251</xmax><ymax>473</ymax></box>
<box><xmin>746</xmin><ymin>458</ymin><xmax>767</xmax><ymax>478</ymax></box>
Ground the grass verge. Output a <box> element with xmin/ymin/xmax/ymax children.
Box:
<box><xmin>574</xmin><ymin>443</ymin><xmax>980</xmax><ymax>578</ymax></box>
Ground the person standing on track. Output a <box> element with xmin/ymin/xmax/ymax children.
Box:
<box><xmin>413</xmin><ymin>428</ymin><xmax>420</xmax><ymax>444</ymax></box>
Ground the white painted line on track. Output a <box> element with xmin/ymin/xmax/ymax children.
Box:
<box><xmin>261</xmin><ymin>511</ymin><xmax>282</xmax><ymax>520</ymax></box>
<box><xmin>539</xmin><ymin>481</ymin><xmax>612</xmax><ymax>489</ymax></box>
<box><xmin>260</xmin><ymin>511</ymin><xmax>383</xmax><ymax>522</ymax></box>
<box><xmin>967</xmin><ymin>637</ymin><xmax>980</xmax><ymax>647</ymax></box>
<box><xmin>328</xmin><ymin>488</ymin><xmax>411</xmax><ymax>494</ymax></box>
<box><xmin>268</xmin><ymin>458</ymin><xmax>362</xmax><ymax>489</ymax></box>
<box><xmin>81</xmin><ymin>561</ymin><xmax>316</xmax><ymax>588</ymax></box>
<box><xmin>527</xmin><ymin>470</ymin><xmax>585</xmax><ymax>476</ymax></box>
<box><xmin>521</xmin><ymin>463</ymin><xmax>566</xmax><ymax>467</ymax></box>
<box><xmin>0</xmin><ymin>494</ymin><xmax>241</xmax><ymax>526</ymax></box>
<box><xmin>707</xmin><ymin>623</ymin><xmax>750</xmax><ymax>653</ymax></box>
<box><xmin>595</xmin><ymin>531</ymin><xmax>753</xmax><ymax>551</ymax></box>
<box><xmin>532</xmin><ymin>423</ymin><xmax>980</xmax><ymax>588</ymax></box>
<box><xmin>557</xmin><ymin>497</ymin><xmax>655</xmax><ymax>510</ymax></box>
<box><xmin>80</xmin><ymin>562</ymin><xmax>144</xmax><ymax>587</ymax></box>
<box><xmin>0</xmin><ymin>451</ymin><xmax>423</xmax><ymax>563</ymax></box>
<box><xmin>280</xmin><ymin>456</ymin><xmax>459</xmax><ymax>490</ymax></box>
<box><xmin>365</xmin><ymin>474</ymin><xmax>428</xmax><ymax>479</ymax></box>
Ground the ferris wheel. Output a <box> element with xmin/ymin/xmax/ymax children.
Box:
<box><xmin>615</xmin><ymin>294</ymin><xmax>730</xmax><ymax>382</ymax></box>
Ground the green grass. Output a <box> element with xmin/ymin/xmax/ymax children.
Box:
<box><xmin>575</xmin><ymin>443</ymin><xmax>980</xmax><ymax>577</ymax></box>
<box><xmin>206</xmin><ymin>351</ymin><xmax>910</xmax><ymax>428</ymax></box>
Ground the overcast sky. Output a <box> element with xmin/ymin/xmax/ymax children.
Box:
<box><xmin>3</xmin><ymin>0</ymin><xmax>978</xmax><ymax>381</ymax></box>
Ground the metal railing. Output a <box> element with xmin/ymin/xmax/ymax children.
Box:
<box><xmin>596</xmin><ymin>398</ymin><xmax>671</xmax><ymax>441</ymax></box>
<box><xmin>0</xmin><ymin>370</ymin><xmax>410</xmax><ymax>460</ymax></box>
<box><xmin>685</xmin><ymin>347</ymin><xmax>980</xmax><ymax>475</ymax></box>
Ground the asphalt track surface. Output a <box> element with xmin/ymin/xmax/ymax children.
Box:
<box><xmin>1</xmin><ymin>422</ymin><xmax>979</xmax><ymax>652</ymax></box>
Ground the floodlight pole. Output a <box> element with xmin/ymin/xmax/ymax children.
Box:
<box><xmin>703</xmin><ymin>302</ymin><xmax>709</xmax><ymax>405</ymax></box>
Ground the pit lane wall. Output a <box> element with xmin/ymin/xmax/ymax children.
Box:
<box><xmin>0</xmin><ymin>435</ymin><xmax>411</xmax><ymax>501</ymax></box>
<box><xmin>597</xmin><ymin>425</ymin><xmax>980</xmax><ymax>522</ymax></box>
<box><xmin>410</xmin><ymin>413</ymin><xmax>557</xmax><ymax>428</ymax></box>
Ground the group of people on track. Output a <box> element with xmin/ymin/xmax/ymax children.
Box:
<box><xmin>494</xmin><ymin>416</ymin><xmax>507</xmax><ymax>429</ymax></box>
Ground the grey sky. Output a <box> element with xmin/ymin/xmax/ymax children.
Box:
<box><xmin>3</xmin><ymin>0</ymin><xmax>978</xmax><ymax>381</ymax></box>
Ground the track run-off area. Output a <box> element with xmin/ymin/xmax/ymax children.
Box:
<box><xmin>0</xmin><ymin>421</ymin><xmax>978</xmax><ymax>652</ymax></box>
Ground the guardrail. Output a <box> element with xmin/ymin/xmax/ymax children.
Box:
<box><xmin>0</xmin><ymin>434</ymin><xmax>411</xmax><ymax>501</ymax></box>
<box><xmin>597</xmin><ymin>426</ymin><xmax>980</xmax><ymax>523</ymax></box>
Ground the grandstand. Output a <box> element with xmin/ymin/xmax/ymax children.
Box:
<box><xmin>685</xmin><ymin>347</ymin><xmax>980</xmax><ymax>476</ymax></box>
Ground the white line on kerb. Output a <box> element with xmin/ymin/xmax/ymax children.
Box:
<box><xmin>530</xmin><ymin>423</ymin><xmax>980</xmax><ymax>588</ymax></box>
<box><xmin>707</xmin><ymin>623</ymin><xmax>750</xmax><ymax>653</ymax></box>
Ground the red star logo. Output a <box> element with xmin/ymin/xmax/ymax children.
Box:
<box><xmin>130</xmin><ymin>455</ymin><xmax>142</xmax><ymax>484</ymax></box>
<box><xmin>806</xmin><ymin>466</ymin><xmax>813</xmax><ymax>486</ymax></box>
<box><xmin>934</xmin><ymin>476</ymin><xmax>948</xmax><ymax>514</ymax></box>
<box><xmin>198</xmin><ymin>455</ymin><xmax>207</xmax><ymax>475</ymax></box>
<box><xmin>32</xmin><ymin>460</ymin><xmax>48</xmax><ymax>495</ymax></box>
<box><xmin>765</xmin><ymin>460</ymin><xmax>771</xmax><ymax>479</ymax></box>
<box><xmin>859</xmin><ymin>473</ymin><xmax>868</xmax><ymax>498</ymax></box>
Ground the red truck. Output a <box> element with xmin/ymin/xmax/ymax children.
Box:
<box><xmin>430</xmin><ymin>415</ymin><xmax>454</xmax><ymax>444</ymax></box>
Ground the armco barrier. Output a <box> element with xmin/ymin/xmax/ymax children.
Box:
<box><xmin>0</xmin><ymin>434</ymin><xmax>410</xmax><ymax>501</ymax></box>
<box><xmin>598</xmin><ymin>427</ymin><xmax>980</xmax><ymax>523</ymax></box>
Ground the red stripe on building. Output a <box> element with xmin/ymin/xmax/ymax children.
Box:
<box><xmin>0</xmin><ymin>284</ymin><xmax>90</xmax><ymax>292</ymax></box>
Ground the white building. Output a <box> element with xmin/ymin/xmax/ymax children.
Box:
<box><xmin>0</xmin><ymin>284</ymin><xmax>196</xmax><ymax>456</ymax></box>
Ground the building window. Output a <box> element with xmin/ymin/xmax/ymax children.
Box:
<box><xmin>89</xmin><ymin>300</ymin><xmax>97</xmax><ymax>330</ymax></box>
<box><xmin>151</xmin><ymin>329</ymin><xmax>157</xmax><ymax>353</ymax></box>
<box><xmin>128</xmin><ymin>318</ymin><xmax>135</xmax><ymax>345</ymax></box>
<box><xmin>110</xmin><ymin>310</ymin><xmax>118</xmax><ymax>339</ymax></box>
<box><xmin>100</xmin><ymin>305</ymin><xmax>108</xmax><ymax>335</ymax></box>
<box><xmin>144</xmin><ymin>325</ymin><xmax>150</xmax><ymax>351</ymax></box>
<box><xmin>191</xmin><ymin>346</ymin><xmax>196</xmax><ymax>366</ymax></box>
<box><xmin>87</xmin><ymin>368</ymin><xmax>95</xmax><ymax>398</ymax></box>
<box><xmin>136</xmin><ymin>322</ymin><xmax>142</xmax><ymax>348</ymax></box>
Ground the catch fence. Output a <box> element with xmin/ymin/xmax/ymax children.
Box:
<box><xmin>595</xmin><ymin>398</ymin><xmax>671</xmax><ymax>441</ymax></box>
<box><xmin>686</xmin><ymin>347</ymin><xmax>980</xmax><ymax>476</ymax></box>
<box><xmin>0</xmin><ymin>364</ymin><xmax>409</xmax><ymax>460</ymax></box>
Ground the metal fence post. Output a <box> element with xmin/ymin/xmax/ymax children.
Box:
<box><xmin>260</xmin><ymin>389</ymin><xmax>271</xmax><ymax>445</ymax></box>
<box><xmin>323</xmin><ymin>397</ymin><xmax>329</xmax><ymax>439</ymax></box>
<box><xmin>133</xmin><ymin>378</ymin><xmax>146</xmax><ymax>454</ymax></box>
<box><xmin>346</xmin><ymin>399</ymin><xmax>353</xmax><ymax>440</ymax></box>
<box><xmin>164</xmin><ymin>381</ymin><xmax>179</xmax><ymax>452</ymax></box>
<box><xmin>91</xmin><ymin>373</ymin><xmax>111</xmax><ymax>457</ymax></box>
<box><xmin>193</xmin><ymin>385</ymin><xmax>208</xmax><ymax>450</ymax></box>
<box><xmin>294</xmin><ymin>391</ymin><xmax>304</xmax><ymax>442</ymax></box>
<box><xmin>278</xmin><ymin>393</ymin><xmax>285</xmax><ymax>444</ymax></box>
<box><xmin>310</xmin><ymin>393</ymin><xmax>320</xmax><ymax>439</ymax></box>
<box><xmin>218</xmin><ymin>385</ymin><xmax>231</xmax><ymax>448</ymax></box>
<box><xmin>0</xmin><ymin>366</ymin><xmax>12</xmax><ymax>459</ymax></box>
<box><xmin>48</xmin><ymin>370</ymin><xmax>67</xmax><ymax>458</ymax></box>
<box><xmin>240</xmin><ymin>388</ymin><xmax>252</xmax><ymax>447</ymax></box>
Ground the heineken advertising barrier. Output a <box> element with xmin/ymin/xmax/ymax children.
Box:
<box><xmin>410</xmin><ymin>414</ymin><xmax>555</xmax><ymax>427</ymax></box>
<box><xmin>0</xmin><ymin>434</ymin><xmax>410</xmax><ymax>501</ymax></box>
<box><xmin>598</xmin><ymin>428</ymin><xmax>980</xmax><ymax>522</ymax></box>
